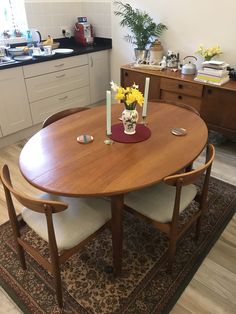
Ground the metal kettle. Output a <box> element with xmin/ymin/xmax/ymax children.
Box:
<box><xmin>181</xmin><ymin>56</ymin><xmax>197</xmax><ymax>75</ymax></box>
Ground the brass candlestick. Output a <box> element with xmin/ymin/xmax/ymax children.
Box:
<box><xmin>104</xmin><ymin>132</ymin><xmax>114</xmax><ymax>145</ymax></box>
<box><xmin>141</xmin><ymin>116</ymin><xmax>148</xmax><ymax>126</ymax></box>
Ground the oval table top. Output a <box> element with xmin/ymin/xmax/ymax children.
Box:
<box><xmin>19</xmin><ymin>102</ymin><xmax>208</xmax><ymax>197</ymax></box>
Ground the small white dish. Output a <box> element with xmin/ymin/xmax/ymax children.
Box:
<box><xmin>14</xmin><ymin>55</ymin><xmax>33</xmax><ymax>61</ymax></box>
<box><xmin>32</xmin><ymin>51</ymin><xmax>56</xmax><ymax>58</ymax></box>
<box><xmin>53</xmin><ymin>48</ymin><xmax>74</xmax><ymax>54</ymax></box>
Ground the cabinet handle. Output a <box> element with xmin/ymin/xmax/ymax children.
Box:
<box><xmin>125</xmin><ymin>72</ymin><xmax>128</xmax><ymax>77</ymax></box>
<box><xmin>54</xmin><ymin>63</ymin><xmax>64</xmax><ymax>67</ymax></box>
<box><xmin>55</xmin><ymin>74</ymin><xmax>66</xmax><ymax>78</ymax></box>
<box><xmin>58</xmin><ymin>95</ymin><xmax>68</xmax><ymax>101</ymax></box>
<box><xmin>178</xmin><ymin>95</ymin><xmax>183</xmax><ymax>100</ymax></box>
<box><xmin>207</xmin><ymin>88</ymin><xmax>212</xmax><ymax>94</ymax></box>
<box><xmin>90</xmin><ymin>56</ymin><xmax>93</xmax><ymax>67</ymax></box>
<box><xmin>178</xmin><ymin>84</ymin><xmax>183</xmax><ymax>89</ymax></box>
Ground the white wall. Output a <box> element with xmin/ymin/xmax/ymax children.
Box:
<box><xmin>111</xmin><ymin>0</ymin><xmax>236</xmax><ymax>82</ymax></box>
<box><xmin>25</xmin><ymin>1</ymin><xmax>81</xmax><ymax>39</ymax></box>
<box><xmin>25</xmin><ymin>1</ymin><xmax>111</xmax><ymax>40</ymax></box>
<box><xmin>24</xmin><ymin>0</ymin><xmax>236</xmax><ymax>83</ymax></box>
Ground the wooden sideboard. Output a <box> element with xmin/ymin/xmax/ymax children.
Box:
<box><xmin>121</xmin><ymin>64</ymin><xmax>236</xmax><ymax>139</ymax></box>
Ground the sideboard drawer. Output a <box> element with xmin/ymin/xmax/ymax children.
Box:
<box><xmin>161</xmin><ymin>90</ymin><xmax>202</xmax><ymax>112</ymax></box>
<box><xmin>160</xmin><ymin>78</ymin><xmax>203</xmax><ymax>97</ymax></box>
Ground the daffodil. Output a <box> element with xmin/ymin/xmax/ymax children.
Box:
<box><xmin>196</xmin><ymin>44</ymin><xmax>222</xmax><ymax>60</ymax></box>
<box><xmin>110</xmin><ymin>81</ymin><xmax>144</xmax><ymax>110</ymax></box>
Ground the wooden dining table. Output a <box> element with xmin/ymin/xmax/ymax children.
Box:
<box><xmin>19</xmin><ymin>102</ymin><xmax>208</xmax><ymax>274</ymax></box>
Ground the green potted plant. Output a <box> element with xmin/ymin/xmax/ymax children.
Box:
<box><xmin>114</xmin><ymin>1</ymin><xmax>167</xmax><ymax>60</ymax></box>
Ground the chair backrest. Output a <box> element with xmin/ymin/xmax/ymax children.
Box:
<box><xmin>149</xmin><ymin>99</ymin><xmax>200</xmax><ymax>116</ymax></box>
<box><xmin>0</xmin><ymin>165</ymin><xmax>67</xmax><ymax>214</ymax></box>
<box><xmin>42</xmin><ymin>107</ymin><xmax>90</xmax><ymax>128</ymax></box>
<box><xmin>164</xmin><ymin>144</ymin><xmax>215</xmax><ymax>187</ymax></box>
<box><xmin>163</xmin><ymin>144</ymin><xmax>215</xmax><ymax>226</ymax></box>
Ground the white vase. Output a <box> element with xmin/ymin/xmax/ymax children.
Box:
<box><xmin>122</xmin><ymin>108</ymin><xmax>139</xmax><ymax>135</ymax></box>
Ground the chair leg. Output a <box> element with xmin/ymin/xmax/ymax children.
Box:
<box><xmin>51</xmin><ymin>257</ymin><xmax>63</xmax><ymax>308</ymax></box>
<box><xmin>195</xmin><ymin>215</ymin><xmax>202</xmax><ymax>242</ymax></box>
<box><xmin>17</xmin><ymin>244</ymin><xmax>27</xmax><ymax>270</ymax></box>
<box><xmin>12</xmin><ymin>230</ymin><xmax>26</xmax><ymax>270</ymax></box>
<box><xmin>167</xmin><ymin>236</ymin><xmax>177</xmax><ymax>272</ymax></box>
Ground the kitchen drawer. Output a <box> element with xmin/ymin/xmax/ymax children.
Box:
<box><xmin>26</xmin><ymin>65</ymin><xmax>89</xmax><ymax>102</ymax></box>
<box><xmin>161</xmin><ymin>90</ymin><xmax>202</xmax><ymax>112</ymax></box>
<box><xmin>30</xmin><ymin>86</ymin><xmax>90</xmax><ymax>124</ymax></box>
<box><xmin>23</xmin><ymin>55</ymin><xmax>88</xmax><ymax>78</ymax></box>
<box><xmin>160</xmin><ymin>78</ymin><xmax>203</xmax><ymax>97</ymax></box>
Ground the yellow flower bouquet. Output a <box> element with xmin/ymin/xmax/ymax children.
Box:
<box><xmin>196</xmin><ymin>44</ymin><xmax>222</xmax><ymax>61</ymax></box>
<box><xmin>110</xmin><ymin>81</ymin><xmax>144</xmax><ymax>110</ymax></box>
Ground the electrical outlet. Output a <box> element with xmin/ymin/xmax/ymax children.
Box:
<box><xmin>60</xmin><ymin>26</ymin><xmax>68</xmax><ymax>37</ymax></box>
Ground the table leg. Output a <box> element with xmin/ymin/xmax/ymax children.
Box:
<box><xmin>111</xmin><ymin>194</ymin><xmax>124</xmax><ymax>276</ymax></box>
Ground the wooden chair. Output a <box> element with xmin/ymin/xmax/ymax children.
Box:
<box><xmin>42</xmin><ymin>107</ymin><xmax>90</xmax><ymax>128</ymax></box>
<box><xmin>0</xmin><ymin>164</ymin><xmax>111</xmax><ymax>308</ymax></box>
<box><xmin>124</xmin><ymin>144</ymin><xmax>215</xmax><ymax>270</ymax></box>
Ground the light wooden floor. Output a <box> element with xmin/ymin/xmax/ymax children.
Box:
<box><xmin>0</xmin><ymin>140</ymin><xmax>235</xmax><ymax>314</ymax></box>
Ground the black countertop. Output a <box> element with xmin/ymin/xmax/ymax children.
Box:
<box><xmin>0</xmin><ymin>37</ymin><xmax>112</xmax><ymax>70</ymax></box>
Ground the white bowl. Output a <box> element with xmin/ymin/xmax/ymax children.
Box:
<box><xmin>8</xmin><ymin>48</ymin><xmax>25</xmax><ymax>56</ymax></box>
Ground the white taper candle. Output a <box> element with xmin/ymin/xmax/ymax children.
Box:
<box><xmin>106</xmin><ymin>90</ymin><xmax>112</xmax><ymax>135</ymax></box>
<box><xmin>142</xmin><ymin>77</ymin><xmax>150</xmax><ymax>117</ymax></box>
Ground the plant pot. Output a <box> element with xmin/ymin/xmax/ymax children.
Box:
<box><xmin>122</xmin><ymin>108</ymin><xmax>139</xmax><ymax>135</ymax></box>
<box><xmin>134</xmin><ymin>49</ymin><xmax>149</xmax><ymax>62</ymax></box>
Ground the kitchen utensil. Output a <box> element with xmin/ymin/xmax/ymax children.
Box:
<box><xmin>181</xmin><ymin>56</ymin><xmax>197</xmax><ymax>75</ymax></box>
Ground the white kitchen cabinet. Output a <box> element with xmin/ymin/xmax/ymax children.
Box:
<box><xmin>0</xmin><ymin>67</ymin><xmax>32</xmax><ymax>136</ymax></box>
<box><xmin>89</xmin><ymin>50</ymin><xmax>110</xmax><ymax>104</ymax></box>
<box><xmin>23</xmin><ymin>55</ymin><xmax>88</xmax><ymax>78</ymax></box>
<box><xmin>23</xmin><ymin>55</ymin><xmax>90</xmax><ymax>124</ymax></box>
<box><xmin>0</xmin><ymin>50</ymin><xmax>110</xmax><ymax>142</ymax></box>
<box><xmin>25</xmin><ymin>65</ymin><xmax>89</xmax><ymax>102</ymax></box>
<box><xmin>30</xmin><ymin>86</ymin><xmax>90</xmax><ymax>124</ymax></box>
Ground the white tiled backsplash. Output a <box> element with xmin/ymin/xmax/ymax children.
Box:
<box><xmin>25</xmin><ymin>1</ymin><xmax>111</xmax><ymax>40</ymax></box>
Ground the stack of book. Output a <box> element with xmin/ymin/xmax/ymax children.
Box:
<box><xmin>194</xmin><ymin>60</ymin><xmax>230</xmax><ymax>86</ymax></box>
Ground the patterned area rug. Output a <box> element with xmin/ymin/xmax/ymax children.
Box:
<box><xmin>0</xmin><ymin>177</ymin><xmax>235</xmax><ymax>314</ymax></box>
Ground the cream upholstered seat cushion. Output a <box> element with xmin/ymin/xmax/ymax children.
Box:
<box><xmin>22</xmin><ymin>194</ymin><xmax>111</xmax><ymax>251</ymax></box>
<box><xmin>125</xmin><ymin>182</ymin><xmax>197</xmax><ymax>223</ymax></box>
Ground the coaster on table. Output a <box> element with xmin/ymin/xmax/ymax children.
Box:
<box><xmin>77</xmin><ymin>134</ymin><xmax>94</xmax><ymax>144</ymax></box>
<box><xmin>171</xmin><ymin>128</ymin><xmax>187</xmax><ymax>136</ymax></box>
